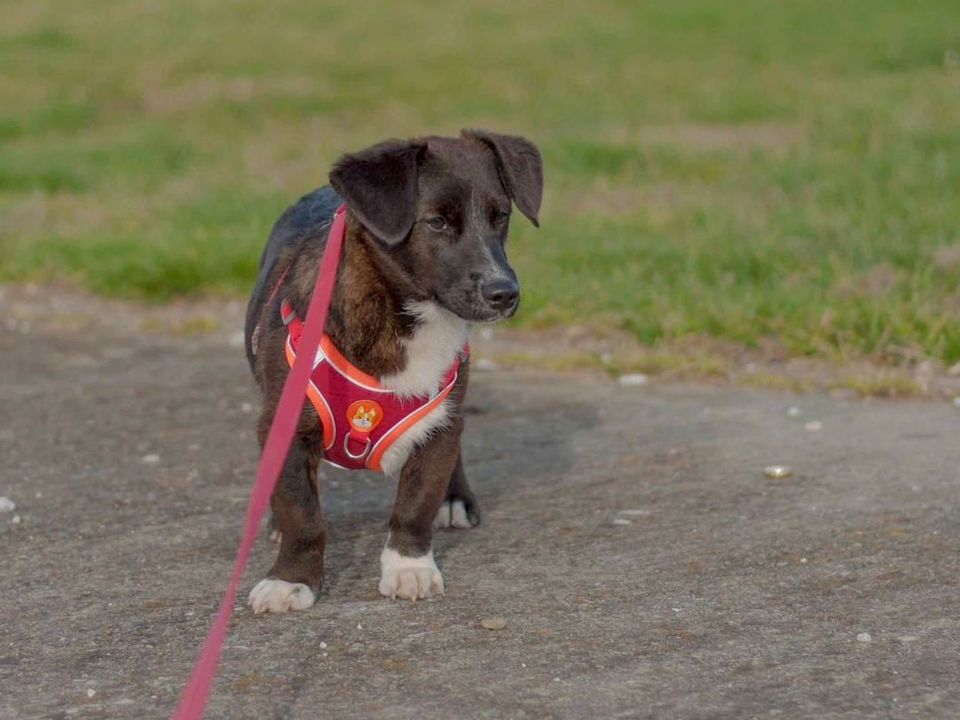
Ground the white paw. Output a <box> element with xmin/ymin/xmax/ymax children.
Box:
<box><xmin>433</xmin><ymin>500</ymin><xmax>473</xmax><ymax>529</ymax></box>
<box><xmin>378</xmin><ymin>547</ymin><xmax>444</xmax><ymax>601</ymax></box>
<box><xmin>248</xmin><ymin>578</ymin><xmax>316</xmax><ymax>614</ymax></box>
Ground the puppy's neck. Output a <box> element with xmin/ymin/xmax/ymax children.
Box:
<box><xmin>324</xmin><ymin>220</ymin><xmax>468</xmax><ymax>396</ymax></box>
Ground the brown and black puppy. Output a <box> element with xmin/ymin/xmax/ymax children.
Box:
<box><xmin>243</xmin><ymin>130</ymin><xmax>542</xmax><ymax>612</ymax></box>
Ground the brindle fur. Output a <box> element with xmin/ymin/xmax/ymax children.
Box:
<box><xmin>245</xmin><ymin>130</ymin><xmax>542</xmax><ymax>598</ymax></box>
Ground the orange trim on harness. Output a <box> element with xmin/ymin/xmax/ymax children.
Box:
<box><xmin>319</xmin><ymin>334</ymin><xmax>382</xmax><ymax>390</ymax></box>
<box><xmin>366</xmin><ymin>385</ymin><xmax>455</xmax><ymax>471</ymax></box>
<box><xmin>285</xmin><ymin>338</ymin><xmax>335</xmax><ymax>449</ymax></box>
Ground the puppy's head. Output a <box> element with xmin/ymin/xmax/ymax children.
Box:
<box><xmin>329</xmin><ymin>129</ymin><xmax>542</xmax><ymax>322</ymax></box>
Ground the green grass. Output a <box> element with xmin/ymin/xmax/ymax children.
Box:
<box><xmin>2</xmin><ymin>0</ymin><xmax>960</xmax><ymax>362</ymax></box>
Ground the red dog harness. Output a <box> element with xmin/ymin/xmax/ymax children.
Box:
<box><xmin>281</xmin><ymin>298</ymin><xmax>464</xmax><ymax>472</ymax></box>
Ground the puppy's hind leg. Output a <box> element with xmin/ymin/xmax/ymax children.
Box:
<box><xmin>248</xmin><ymin>438</ymin><xmax>325</xmax><ymax>614</ymax></box>
<box><xmin>433</xmin><ymin>450</ymin><xmax>481</xmax><ymax>530</ymax></box>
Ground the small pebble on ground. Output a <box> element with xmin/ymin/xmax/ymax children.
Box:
<box><xmin>141</xmin><ymin>454</ymin><xmax>160</xmax><ymax>464</ymax></box>
<box><xmin>618</xmin><ymin>373</ymin><xmax>649</xmax><ymax>386</ymax></box>
<box><xmin>0</xmin><ymin>497</ymin><xmax>16</xmax><ymax>512</ymax></box>
<box><xmin>856</xmin><ymin>632</ymin><xmax>872</xmax><ymax>642</ymax></box>
<box><xmin>764</xmin><ymin>465</ymin><xmax>794</xmax><ymax>479</ymax></box>
<box><xmin>481</xmin><ymin>617</ymin><xmax>507</xmax><ymax>631</ymax></box>
<box><xmin>804</xmin><ymin>421</ymin><xmax>823</xmax><ymax>432</ymax></box>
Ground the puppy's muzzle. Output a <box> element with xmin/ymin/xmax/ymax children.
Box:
<box><xmin>480</xmin><ymin>278</ymin><xmax>519</xmax><ymax>314</ymax></box>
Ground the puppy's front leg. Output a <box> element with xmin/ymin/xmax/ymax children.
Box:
<box><xmin>379</xmin><ymin>420</ymin><xmax>462</xmax><ymax>601</ymax></box>
<box><xmin>248</xmin><ymin>437</ymin><xmax>325</xmax><ymax>613</ymax></box>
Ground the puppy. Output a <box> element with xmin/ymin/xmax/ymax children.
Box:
<box><xmin>243</xmin><ymin>130</ymin><xmax>542</xmax><ymax>612</ymax></box>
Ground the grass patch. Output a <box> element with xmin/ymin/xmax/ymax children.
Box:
<box><xmin>2</xmin><ymin>0</ymin><xmax>960</xmax><ymax>362</ymax></box>
<box><xmin>739</xmin><ymin>372</ymin><xmax>817</xmax><ymax>394</ymax></box>
<box><xmin>829</xmin><ymin>373</ymin><xmax>925</xmax><ymax>399</ymax></box>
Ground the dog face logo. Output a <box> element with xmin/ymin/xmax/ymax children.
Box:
<box><xmin>347</xmin><ymin>400</ymin><xmax>383</xmax><ymax>433</ymax></box>
<box><xmin>352</xmin><ymin>406</ymin><xmax>376</xmax><ymax>428</ymax></box>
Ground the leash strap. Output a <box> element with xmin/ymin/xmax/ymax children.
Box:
<box><xmin>172</xmin><ymin>204</ymin><xmax>348</xmax><ymax>720</ymax></box>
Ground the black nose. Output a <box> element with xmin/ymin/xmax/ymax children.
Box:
<box><xmin>480</xmin><ymin>279</ymin><xmax>519</xmax><ymax>311</ymax></box>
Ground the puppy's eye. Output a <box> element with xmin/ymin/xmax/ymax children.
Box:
<box><xmin>426</xmin><ymin>216</ymin><xmax>448</xmax><ymax>231</ymax></box>
<box><xmin>493</xmin><ymin>210</ymin><xmax>511</xmax><ymax>225</ymax></box>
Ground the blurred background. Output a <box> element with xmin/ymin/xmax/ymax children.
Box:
<box><xmin>2</xmin><ymin>0</ymin><xmax>959</xmax><ymax>390</ymax></box>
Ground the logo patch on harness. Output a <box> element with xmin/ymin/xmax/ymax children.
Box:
<box><xmin>347</xmin><ymin>400</ymin><xmax>383</xmax><ymax>432</ymax></box>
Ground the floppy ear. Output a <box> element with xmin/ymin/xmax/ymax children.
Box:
<box><xmin>329</xmin><ymin>139</ymin><xmax>423</xmax><ymax>245</ymax></box>
<box><xmin>463</xmin><ymin>129</ymin><xmax>543</xmax><ymax>227</ymax></box>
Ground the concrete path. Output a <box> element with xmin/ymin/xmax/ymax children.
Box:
<box><xmin>1</xmin><ymin>288</ymin><xmax>958</xmax><ymax>719</ymax></box>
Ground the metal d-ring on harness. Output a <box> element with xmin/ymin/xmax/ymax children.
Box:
<box><xmin>343</xmin><ymin>432</ymin><xmax>372</xmax><ymax>460</ymax></box>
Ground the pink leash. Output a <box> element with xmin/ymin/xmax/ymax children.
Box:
<box><xmin>172</xmin><ymin>204</ymin><xmax>348</xmax><ymax>720</ymax></box>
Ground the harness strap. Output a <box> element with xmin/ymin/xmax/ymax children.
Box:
<box><xmin>172</xmin><ymin>204</ymin><xmax>348</xmax><ymax>720</ymax></box>
<box><xmin>280</xmin><ymin>298</ymin><xmax>296</xmax><ymax>326</ymax></box>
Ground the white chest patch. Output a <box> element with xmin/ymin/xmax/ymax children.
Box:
<box><xmin>375</xmin><ymin>302</ymin><xmax>468</xmax><ymax>477</ymax></box>
<box><xmin>380</xmin><ymin>301</ymin><xmax>468</xmax><ymax>399</ymax></box>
